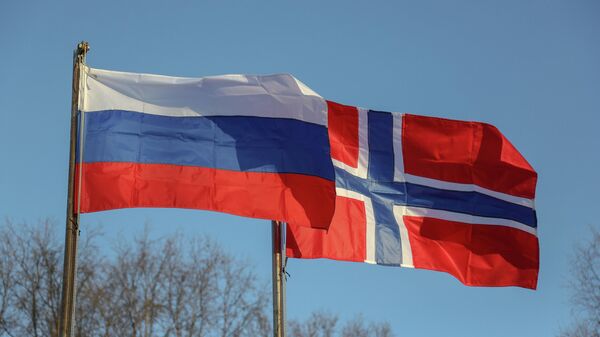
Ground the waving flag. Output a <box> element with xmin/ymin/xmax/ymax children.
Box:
<box><xmin>287</xmin><ymin>101</ymin><xmax>539</xmax><ymax>289</ymax></box>
<box><xmin>74</xmin><ymin>67</ymin><xmax>336</xmax><ymax>228</ymax></box>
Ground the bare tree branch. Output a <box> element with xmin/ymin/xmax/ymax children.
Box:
<box><xmin>561</xmin><ymin>227</ymin><xmax>600</xmax><ymax>337</ymax></box>
<box><xmin>0</xmin><ymin>220</ymin><xmax>395</xmax><ymax>337</ymax></box>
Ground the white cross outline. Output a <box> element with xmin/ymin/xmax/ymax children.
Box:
<box><xmin>332</xmin><ymin>109</ymin><xmax>414</xmax><ymax>266</ymax></box>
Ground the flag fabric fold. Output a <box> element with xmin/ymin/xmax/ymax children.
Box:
<box><xmin>286</xmin><ymin>100</ymin><xmax>539</xmax><ymax>289</ymax></box>
<box><xmin>74</xmin><ymin>67</ymin><xmax>336</xmax><ymax>229</ymax></box>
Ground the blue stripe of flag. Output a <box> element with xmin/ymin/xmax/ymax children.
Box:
<box><xmin>334</xmin><ymin>166</ymin><xmax>537</xmax><ymax>229</ymax></box>
<box><xmin>79</xmin><ymin>110</ymin><xmax>335</xmax><ymax>180</ymax></box>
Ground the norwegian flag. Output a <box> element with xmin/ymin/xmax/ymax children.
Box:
<box><xmin>286</xmin><ymin>101</ymin><xmax>539</xmax><ymax>289</ymax></box>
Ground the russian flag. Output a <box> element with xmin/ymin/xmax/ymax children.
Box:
<box><xmin>74</xmin><ymin>67</ymin><xmax>336</xmax><ymax>229</ymax></box>
<box><xmin>287</xmin><ymin>101</ymin><xmax>539</xmax><ymax>289</ymax></box>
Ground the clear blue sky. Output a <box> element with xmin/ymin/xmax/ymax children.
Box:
<box><xmin>1</xmin><ymin>1</ymin><xmax>599</xmax><ymax>336</ymax></box>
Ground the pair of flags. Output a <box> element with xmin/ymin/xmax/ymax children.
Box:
<box><xmin>75</xmin><ymin>66</ymin><xmax>538</xmax><ymax>289</ymax></box>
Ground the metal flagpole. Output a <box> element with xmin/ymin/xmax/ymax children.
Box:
<box><xmin>58</xmin><ymin>41</ymin><xmax>89</xmax><ymax>337</ymax></box>
<box><xmin>271</xmin><ymin>220</ymin><xmax>286</xmax><ymax>337</ymax></box>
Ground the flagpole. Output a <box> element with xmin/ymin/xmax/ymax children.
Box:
<box><xmin>58</xmin><ymin>41</ymin><xmax>88</xmax><ymax>337</ymax></box>
<box><xmin>271</xmin><ymin>220</ymin><xmax>286</xmax><ymax>337</ymax></box>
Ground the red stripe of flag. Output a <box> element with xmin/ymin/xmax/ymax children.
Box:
<box><xmin>327</xmin><ymin>101</ymin><xmax>360</xmax><ymax>168</ymax></box>
<box><xmin>403</xmin><ymin>114</ymin><xmax>537</xmax><ymax>199</ymax></box>
<box><xmin>404</xmin><ymin>215</ymin><xmax>539</xmax><ymax>289</ymax></box>
<box><xmin>286</xmin><ymin>195</ymin><xmax>367</xmax><ymax>262</ymax></box>
<box><xmin>74</xmin><ymin>162</ymin><xmax>336</xmax><ymax>229</ymax></box>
